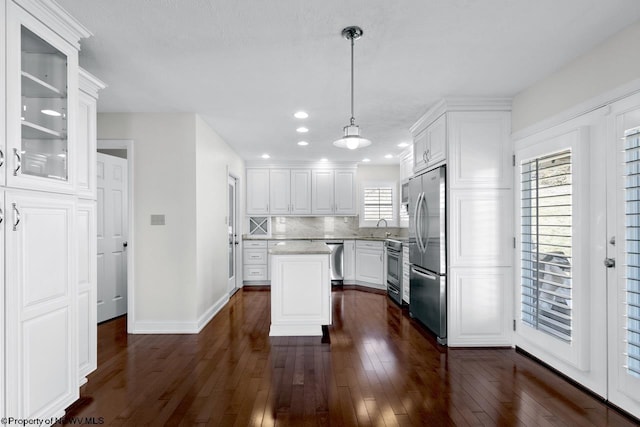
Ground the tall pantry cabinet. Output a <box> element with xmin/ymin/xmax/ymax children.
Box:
<box><xmin>1</xmin><ymin>0</ymin><xmax>101</xmax><ymax>422</ymax></box>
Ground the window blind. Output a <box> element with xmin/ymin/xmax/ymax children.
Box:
<box><xmin>364</xmin><ymin>187</ymin><xmax>393</xmax><ymax>222</ymax></box>
<box><xmin>624</xmin><ymin>130</ymin><xmax>640</xmax><ymax>378</ymax></box>
<box><xmin>521</xmin><ymin>150</ymin><xmax>573</xmax><ymax>343</ymax></box>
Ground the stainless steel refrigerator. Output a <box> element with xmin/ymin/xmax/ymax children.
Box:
<box><xmin>408</xmin><ymin>165</ymin><xmax>447</xmax><ymax>345</ymax></box>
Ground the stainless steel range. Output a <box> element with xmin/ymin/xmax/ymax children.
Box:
<box><xmin>385</xmin><ymin>239</ymin><xmax>403</xmax><ymax>305</ymax></box>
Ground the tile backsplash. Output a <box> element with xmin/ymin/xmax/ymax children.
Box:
<box><xmin>269</xmin><ymin>216</ymin><xmax>408</xmax><ymax>239</ymax></box>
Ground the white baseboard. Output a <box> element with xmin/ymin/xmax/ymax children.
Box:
<box><xmin>130</xmin><ymin>293</ymin><xmax>229</xmax><ymax>334</ymax></box>
<box><xmin>269</xmin><ymin>324</ymin><xmax>323</xmax><ymax>336</ymax></box>
<box><xmin>197</xmin><ymin>293</ymin><xmax>229</xmax><ymax>332</ymax></box>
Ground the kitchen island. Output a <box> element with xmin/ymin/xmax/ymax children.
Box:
<box><xmin>269</xmin><ymin>241</ymin><xmax>332</xmax><ymax>336</ymax></box>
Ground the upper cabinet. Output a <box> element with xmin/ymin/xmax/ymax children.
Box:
<box><xmin>311</xmin><ymin>168</ymin><xmax>356</xmax><ymax>215</ymax></box>
<box><xmin>413</xmin><ymin>114</ymin><xmax>446</xmax><ymax>173</ymax></box>
<box><xmin>269</xmin><ymin>169</ymin><xmax>311</xmax><ymax>215</ymax></box>
<box><xmin>246</xmin><ymin>168</ymin><xmax>270</xmax><ymax>215</ymax></box>
<box><xmin>247</xmin><ymin>166</ymin><xmax>356</xmax><ymax>216</ymax></box>
<box><xmin>5</xmin><ymin>2</ymin><xmax>81</xmax><ymax>194</ymax></box>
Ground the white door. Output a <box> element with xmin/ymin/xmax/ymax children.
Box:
<box><xmin>312</xmin><ymin>169</ymin><xmax>334</xmax><ymax>214</ymax></box>
<box><xmin>514</xmin><ymin>122</ymin><xmax>608</xmax><ymax>395</ymax></box>
<box><xmin>269</xmin><ymin>169</ymin><xmax>290</xmax><ymax>214</ymax></box>
<box><xmin>607</xmin><ymin>96</ymin><xmax>640</xmax><ymax>419</ymax></box>
<box><xmin>290</xmin><ymin>169</ymin><xmax>311</xmax><ymax>214</ymax></box>
<box><xmin>97</xmin><ymin>153</ymin><xmax>128</xmax><ymax>323</ymax></box>
<box><xmin>246</xmin><ymin>168</ymin><xmax>270</xmax><ymax>214</ymax></box>
<box><xmin>228</xmin><ymin>175</ymin><xmax>238</xmax><ymax>294</ymax></box>
<box><xmin>334</xmin><ymin>169</ymin><xmax>356</xmax><ymax>215</ymax></box>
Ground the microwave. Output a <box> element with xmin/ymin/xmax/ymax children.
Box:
<box><xmin>401</xmin><ymin>181</ymin><xmax>409</xmax><ymax>205</ymax></box>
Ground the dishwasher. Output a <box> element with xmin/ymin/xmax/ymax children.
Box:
<box><xmin>315</xmin><ymin>240</ymin><xmax>344</xmax><ymax>282</ymax></box>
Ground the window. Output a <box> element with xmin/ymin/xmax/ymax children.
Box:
<box><xmin>360</xmin><ymin>181</ymin><xmax>397</xmax><ymax>227</ymax></box>
<box><xmin>520</xmin><ymin>149</ymin><xmax>573</xmax><ymax>343</ymax></box>
<box><xmin>624</xmin><ymin>129</ymin><xmax>640</xmax><ymax>378</ymax></box>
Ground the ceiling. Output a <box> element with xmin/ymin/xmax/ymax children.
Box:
<box><xmin>57</xmin><ymin>0</ymin><xmax>640</xmax><ymax>165</ymax></box>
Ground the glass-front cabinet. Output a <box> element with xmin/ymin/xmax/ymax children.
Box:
<box><xmin>6</xmin><ymin>2</ymin><xmax>78</xmax><ymax>193</ymax></box>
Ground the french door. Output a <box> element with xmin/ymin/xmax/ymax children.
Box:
<box><xmin>607</xmin><ymin>93</ymin><xmax>640</xmax><ymax>419</ymax></box>
<box><xmin>515</xmin><ymin>92</ymin><xmax>640</xmax><ymax>419</ymax></box>
<box><xmin>228</xmin><ymin>175</ymin><xmax>238</xmax><ymax>294</ymax></box>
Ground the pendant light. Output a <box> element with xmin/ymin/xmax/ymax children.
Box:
<box><xmin>333</xmin><ymin>26</ymin><xmax>371</xmax><ymax>150</ymax></box>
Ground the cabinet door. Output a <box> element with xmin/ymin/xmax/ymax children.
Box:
<box><xmin>5</xmin><ymin>191</ymin><xmax>77</xmax><ymax>419</ymax></box>
<box><xmin>76</xmin><ymin>200</ymin><xmax>97</xmax><ymax>383</ymax></box>
<box><xmin>269</xmin><ymin>169</ymin><xmax>290</xmax><ymax>215</ymax></box>
<box><xmin>246</xmin><ymin>169</ymin><xmax>270</xmax><ymax>214</ymax></box>
<box><xmin>343</xmin><ymin>240</ymin><xmax>356</xmax><ymax>282</ymax></box>
<box><xmin>355</xmin><ymin>247</ymin><xmax>384</xmax><ymax>286</ymax></box>
<box><xmin>0</xmin><ymin>2</ymin><xmax>6</xmax><ymax>188</ymax></box>
<box><xmin>6</xmin><ymin>4</ymin><xmax>79</xmax><ymax>194</ymax></box>
<box><xmin>77</xmin><ymin>91</ymin><xmax>97</xmax><ymax>199</ymax></box>
<box><xmin>312</xmin><ymin>170</ymin><xmax>334</xmax><ymax>214</ymax></box>
<box><xmin>290</xmin><ymin>169</ymin><xmax>311</xmax><ymax>214</ymax></box>
<box><xmin>413</xmin><ymin>129</ymin><xmax>428</xmax><ymax>172</ymax></box>
<box><xmin>426</xmin><ymin>114</ymin><xmax>446</xmax><ymax>166</ymax></box>
<box><xmin>334</xmin><ymin>169</ymin><xmax>356</xmax><ymax>215</ymax></box>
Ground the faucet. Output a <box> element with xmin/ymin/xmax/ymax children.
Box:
<box><xmin>376</xmin><ymin>218</ymin><xmax>388</xmax><ymax>228</ymax></box>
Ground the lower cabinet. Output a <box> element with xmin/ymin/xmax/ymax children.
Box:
<box><xmin>243</xmin><ymin>240</ymin><xmax>268</xmax><ymax>284</ymax></box>
<box><xmin>355</xmin><ymin>240</ymin><xmax>384</xmax><ymax>288</ymax></box>
<box><xmin>4</xmin><ymin>190</ymin><xmax>78</xmax><ymax>420</ymax></box>
<box><xmin>76</xmin><ymin>200</ymin><xmax>97</xmax><ymax>385</ymax></box>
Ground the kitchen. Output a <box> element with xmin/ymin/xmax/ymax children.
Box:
<box><xmin>2</xmin><ymin>0</ymin><xmax>640</xmax><ymax>425</ymax></box>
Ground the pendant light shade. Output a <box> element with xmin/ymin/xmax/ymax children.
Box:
<box><xmin>333</xmin><ymin>26</ymin><xmax>371</xmax><ymax>150</ymax></box>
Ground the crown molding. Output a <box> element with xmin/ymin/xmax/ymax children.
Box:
<box><xmin>410</xmin><ymin>97</ymin><xmax>512</xmax><ymax>135</ymax></box>
<box><xmin>245</xmin><ymin>161</ymin><xmax>358</xmax><ymax>169</ymax></box>
<box><xmin>79</xmin><ymin>68</ymin><xmax>107</xmax><ymax>98</ymax></box>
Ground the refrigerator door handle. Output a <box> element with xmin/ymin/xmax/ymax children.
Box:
<box><xmin>411</xmin><ymin>266</ymin><xmax>437</xmax><ymax>280</ymax></box>
<box><xmin>421</xmin><ymin>193</ymin><xmax>430</xmax><ymax>252</ymax></box>
<box><xmin>414</xmin><ymin>192</ymin><xmax>424</xmax><ymax>253</ymax></box>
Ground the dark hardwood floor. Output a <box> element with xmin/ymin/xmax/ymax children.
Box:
<box><xmin>65</xmin><ymin>288</ymin><xmax>639</xmax><ymax>426</ymax></box>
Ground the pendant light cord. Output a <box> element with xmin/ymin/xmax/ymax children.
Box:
<box><xmin>350</xmin><ymin>35</ymin><xmax>355</xmax><ymax>126</ymax></box>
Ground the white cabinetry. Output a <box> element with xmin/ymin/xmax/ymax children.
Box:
<box><xmin>312</xmin><ymin>169</ymin><xmax>356</xmax><ymax>215</ymax></box>
<box><xmin>413</xmin><ymin>114</ymin><xmax>446</xmax><ymax>173</ymax></box>
<box><xmin>399</xmin><ymin>148</ymin><xmax>414</xmax><ymax>183</ymax></box>
<box><xmin>412</xmin><ymin>100</ymin><xmax>512</xmax><ymax>346</ymax></box>
<box><xmin>246</xmin><ymin>169</ymin><xmax>270</xmax><ymax>215</ymax></box>
<box><xmin>5</xmin><ymin>191</ymin><xmax>77</xmax><ymax>420</ymax></box>
<box><xmin>243</xmin><ymin>240</ymin><xmax>268</xmax><ymax>283</ymax></box>
<box><xmin>269</xmin><ymin>169</ymin><xmax>311</xmax><ymax>215</ymax></box>
<box><xmin>355</xmin><ymin>240</ymin><xmax>384</xmax><ymax>288</ymax></box>
<box><xmin>343</xmin><ymin>240</ymin><xmax>355</xmax><ymax>283</ymax></box>
<box><xmin>1</xmin><ymin>1</ymin><xmax>94</xmax><ymax>421</ymax></box>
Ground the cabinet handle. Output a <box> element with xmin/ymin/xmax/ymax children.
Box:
<box><xmin>13</xmin><ymin>149</ymin><xmax>21</xmax><ymax>176</ymax></box>
<box><xmin>0</xmin><ymin>207</ymin><xmax>3</xmax><ymax>224</ymax></box>
<box><xmin>426</xmin><ymin>149</ymin><xmax>431</xmax><ymax>162</ymax></box>
<box><xmin>423</xmin><ymin>151</ymin><xmax>427</xmax><ymax>162</ymax></box>
<box><xmin>0</xmin><ymin>148</ymin><xmax>4</xmax><ymax>168</ymax></box>
<box><xmin>12</xmin><ymin>203</ymin><xmax>20</xmax><ymax>231</ymax></box>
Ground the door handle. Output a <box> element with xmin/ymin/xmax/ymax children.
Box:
<box><xmin>123</xmin><ymin>241</ymin><xmax>128</xmax><ymax>248</ymax></box>
<box><xmin>12</xmin><ymin>203</ymin><xmax>20</xmax><ymax>231</ymax></box>
<box><xmin>0</xmin><ymin>148</ymin><xmax>4</xmax><ymax>168</ymax></box>
<box><xmin>13</xmin><ymin>148</ymin><xmax>21</xmax><ymax>176</ymax></box>
<box><xmin>604</xmin><ymin>258</ymin><xmax>615</xmax><ymax>268</ymax></box>
<box><xmin>411</xmin><ymin>266</ymin><xmax>437</xmax><ymax>280</ymax></box>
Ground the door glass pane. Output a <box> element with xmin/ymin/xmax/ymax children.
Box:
<box><xmin>229</xmin><ymin>183</ymin><xmax>234</xmax><ymax>279</ymax></box>
<box><xmin>520</xmin><ymin>150</ymin><xmax>573</xmax><ymax>342</ymax></box>
<box><xmin>623</xmin><ymin>130</ymin><xmax>640</xmax><ymax>378</ymax></box>
<box><xmin>20</xmin><ymin>26</ymin><xmax>68</xmax><ymax>181</ymax></box>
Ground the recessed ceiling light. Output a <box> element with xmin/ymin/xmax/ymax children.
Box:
<box><xmin>261</xmin><ymin>154</ymin><xmax>270</xmax><ymax>159</ymax></box>
<box><xmin>297</xmin><ymin>141</ymin><xmax>309</xmax><ymax>146</ymax></box>
<box><xmin>296</xmin><ymin>127</ymin><xmax>309</xmax><ymax>133</ymax></box>
<box><xmin>397</xmin><ymin>142</ymin><xmax>409</xmax><ymax>148</ymax></box>
<box><xmin>362</xmin><ymin>158</ymin><xmax>371</xmax><ymax>163</ymax></box>
<box><xmin>320</xmin><ymin>158</ymin><xmax>328</xmax><ymax>162</ymax></box>
<box><xmin>384</xmin><ymin>154</ymin><xmax>393</xmax><ymax>159</ymax></box>
<box><xmin>294</xmin><ymin>111</ymin><xmax>309</xmax><ymax>119</ymax></box>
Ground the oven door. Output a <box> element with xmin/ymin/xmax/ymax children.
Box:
<box><xmin>386</xmin><ymin>250</ymin><xmax>402</xmax><ymax>305</ymax></box>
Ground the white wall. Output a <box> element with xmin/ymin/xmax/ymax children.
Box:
<box><xmin>512</xmin><ymin>20</ymin><xmax>640</xmax><ymax>132</ymax></box>
<box><xmin>98</xmin><ymin>113</ymin><xmax>198</xmax><ymax>329</ymax></box>
<box><xmin>194</xmin><ymin>115</ymin><xmax>245</xmax><ymax>321</ymax></box>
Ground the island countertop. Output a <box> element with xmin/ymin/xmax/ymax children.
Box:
<box><xmin>268</xmin><ymin>241</ymin><xmax>331</xmax><ymax>255</ymax></box>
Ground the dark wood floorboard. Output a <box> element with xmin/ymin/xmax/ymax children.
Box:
<box><xmin>65</xmin><ymin>288</ymin><xmax>640</xmax><ymax>426</ymax></box>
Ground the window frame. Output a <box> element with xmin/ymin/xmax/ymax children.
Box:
<box><xmin>359</xmin><ymin>180</ymin><xmax>398</xmax><ymax>228</ymax></box>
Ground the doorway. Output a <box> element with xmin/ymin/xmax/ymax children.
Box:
<box><xmin>97</xmin><ymin>139</ymin><xmax>134</xmax><ymax>332</ymax></box>
<box><xmin>228</xmin><ymin>174</ymin><xmax>239</xmax><ymax>295</ymax></box>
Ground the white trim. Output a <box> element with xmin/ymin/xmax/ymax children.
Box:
<box><xmin>131</xmin><ymin>321</ymin><xmax>199</xmax><ymax>334</ymax></box>
<box><xmin>512</xmin><ymin>78</ymin><xmax>640</xmax><ymax>141</ymax></box>
<box><xmin>197</xmin><ymin>294</ymin><xmax>230</xmax><ymax>332</ymax></box>
<box><xmin>411</xmin><ymin>97</ymin><xmax>512</xmax><ymax>134</ymax></box>
<box><xmin>97</xmin><ymin>139</ymin><xmax>135</xmax><ymax>334</ymax></box>
<box><xmin>78</xmin><ymin>68</ymin><xmax>107</xmax><ymax>98</ymax></box>
<box><xmin>269</xmin><ymin>324</ymin><xmax>323</xmax><ymax>336</ymax></box>
<box><xmin>245</xmin><ymin>160</ymin><xmax>358</xmax><ymax>169</ymax></box>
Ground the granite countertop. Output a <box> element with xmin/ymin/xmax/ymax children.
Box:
<box><xmin>268</xmin><ymin>241</ymin><xmax>332</xmax><ymax>255</ymax></box>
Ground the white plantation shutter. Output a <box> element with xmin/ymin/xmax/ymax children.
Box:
<box><xmin>623</xmin><ymin>130</ymin><xmax>640</xmax><ymax>378</ymax></box>
<box><xmin>364</xmin><ymin>187</ymin><xmax>393</xmax><ymax>222</ymax></box>
<box><xmin>521</xmin><ymin>150</ymin><xmax>573</xmax><ymax>343</ymax></box>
